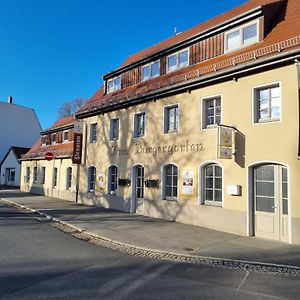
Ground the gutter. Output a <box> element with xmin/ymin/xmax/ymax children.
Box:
<box><xmin>77</xmin><ymin>47</ymin><xmax>300</xmax><ymax>119</ymax></box>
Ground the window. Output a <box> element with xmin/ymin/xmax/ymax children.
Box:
<box><xmin>164</xmin><ymin>105</ymin><xmax>179</xmax><ymax>133</ymax></box>
<box><xmin>90</xmin><ymin>123</ymin><xmax>98</xmax><ymax>143</ymax></box>
<box><xmin>41</xmin><ymin>167</ymin><xmax>46</xmax><ymax>184</ymax></box>
<box><xmin>63</xmin><ymin>130</ymin><xmax>69</xmax><ymax>143</ymax></box>
<box><xmin>108</xmin><ymin>165</ymin><xmax>118</xmax><ymax>194</ymax></box>
<box><xmin>33</xmin><ymin>167</ymin><xmax>38</xmax><ymax>183</ymax></box>
<box><xmin>88</xmin><ymin>166</ymin><xmax>96</xmax><ymax>192</ymax></box>
<box><xmin>53</xmin><ymin>168</ymin><xmax>58</xmax><ymax>188</ymax></box>
<box><xmin>51</xmin><ymin>133</ymin><xmax>56</xmax><ymax>145</ymax></box>
<box><xmin>110</xmin><ymin>118</ymin><xmax>119</xmax><ymax>141</ymax></box>
<box><xmin>66</xmin><ymin>167</ymin><xmax>72</xmax><ymax>190</ymax></box>
<box><xmin>225</xmin><ymin>21</ymin><xmax>258</xmax><ymax>52</ymax></box>
<box><xmin>203</xmin><ymin>164</ymin><xmax>222</xmax><ymax>205</ymax></box>
<box><xmin>134</xmin><ymin>112</ymin><xmax>146</xmax><ymax>138</ymax></box>
<box><xmin>163</xmin><ymin>164</ymin><xmax>178</xmax><ymax>200</ymax></box>
<box><xmin>141</xmin><ymin>60</ymin><xmax>160</xmax><ymax>81</ymax></box>
<box><xmin>107</xmin><ymin>76</ymin><xmax>121</xmax><ymax>93</ymax></box>
<box><xmin>167</xmin><ymin>49</ymin><xmax>189</xmax><ymax>72</ymax></box>
<box><xmin>41</xmin><ymin>135</ymin><xmax>47</xmax><ymax>145</ymax></box>
<box><xmin>202</xmin><ymin>96</ymin><xmax>221</xmax><ymax>128</ymax></box>
<box><xmin>25</xmin><ymin>167</ymin><xmax>30</xmax><ymax>183</ymax></box>
<box><xmin>254</xmin><ymin>84</ymin><xmax>280</xmax><ymax>123</ymax></box>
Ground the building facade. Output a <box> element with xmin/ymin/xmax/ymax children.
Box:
<box><xmin>20</xmin><ymin>116</ymin><xmax>78</xmax><ymax>201</ymax></box>
<box><xmin>20</xmin><ymin>0</ymin><xmax>300</xmax><ymax>245</ymax></box>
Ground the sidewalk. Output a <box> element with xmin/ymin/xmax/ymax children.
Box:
<box><xmin>1</xmin><ymin>189</ymin><xmax>300</xmax><ymax>270</ymax></box>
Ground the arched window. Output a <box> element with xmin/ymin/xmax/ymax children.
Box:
<box><xmin>66</xmin><ymin>167</ymin><xmax>72</xmax><ymax>190</ymax></box>
<box><xmin>88</xmin><ymin>166</ymin><xmax>96</xmax><ymax>192</ymax></box>
<box><xmin>163</xmin><ymin>164</ymin><xmax>178</xmax><ymax>200</ymax></box>
<box><xmin>203</xmin><ymin>163</ymin><xmax>222</xmax><ymax>205</ymax></box>
<box><xmin>108</xmin><ymin>165</ymin><xmax>118</xmax><ymax>194</ymax></box>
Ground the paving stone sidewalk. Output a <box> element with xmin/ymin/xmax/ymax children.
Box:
<box><xmin>1</xmin><ymin>189</ymin><xmax>300</xmax><ymax>274</ymax></box>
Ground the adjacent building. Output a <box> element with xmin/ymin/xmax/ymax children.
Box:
<box><xmin>21</xmin><ymin>0</ymin><xmax>300</xmax><ymax>244</ymax></box>
<box><xmin>0</xmin><ymin>146</ymin><xmax>30</xmax><ymax>187</ymax></box>
<box><xmin>0</xmin><ymin>97</ymin><xmax>42</xmax><ymax>162</ymax></box>
<box><xmin>20</xmin><ymin>116</ymin><xmax>77</xmax><ymax>201</ymax></box>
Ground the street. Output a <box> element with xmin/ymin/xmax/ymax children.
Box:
<box><xmin>0</xmin><ymin>199</ymin><xmax>299</xmax><ymax>300</ymax></box>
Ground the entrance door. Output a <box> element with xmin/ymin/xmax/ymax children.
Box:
<box><xmin>254</xmin><ymin>164</ymin><xmax>289</xmax><ymax>242</ymax></box>
<box><xmin>132</xmin><ymin>165</ymin><xmax>144</xmax><ymax>214</ymax></box>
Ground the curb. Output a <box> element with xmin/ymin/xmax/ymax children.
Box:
<box><xmin>2</xmin><ymin>197</ymin><xmax>300</xmax><ymax>277</ymax></box>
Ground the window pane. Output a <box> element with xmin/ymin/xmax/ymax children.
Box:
<box><xmin>108</xmin><ymin>80</ymin><xmax>114</xmax><ymax>92</ymax></box>
<box><xmin>227</xmin><ymin>30</ymin><xmax>240</xmax><ymax>50</ymax></box>
<box><xmin>256</xmin><ymin>196</ymin><xmax>274</xmax><ymax>213</ymax></box>
<box><xmin>215</xmin><ymin>178</ymin><xmax>222</xmax><ymax>189</ymax></box>
<box><xmin>205</xmin><ymin>189</ymin><xmax>213</xmax><ymax>201</ymax></box>
<box><xmin>151</xmin><ymin>61</ymin><xmax>160</xmax><ymax>77</ymax></box>
<box><xmin>173</xmin><ymin>187</ymin><xmax>178</xmax><ymax>197</ymax></box>
<box><xmin>259</xmin><ymin>109</ymin><xmax>269</xmax><ymax>120</ymax></box>
<box><xmin>271</xmin><ymin>86</ymin><xmax>280</xmax><ymax>98</ymax></box>
<box><xmin>205</xmin><ymin>166</ymin><xmax>213</xmax><ymax>176</ymax></box>
<box><xmin>243</xmin><ymin>23</ymin><xmax>257</xmax><ymax>44</ymax></box>
<box><xmin>256</xmin><ymin>182</ymin><xmax>274</xmax><ymax>197</ymax></box>
<box><xmin>271</xmin><ymin>107</ymin><xmax>280</xmax><ymax>119</ymax></box>
<box><xmin>255</xmin><ymin>165</ymin><xmax>274</xmax><ymax>181</ymax></box>
<box><xmin>167</xmin><ymin>55</ymin><xmax>177</xmax><ymax>71</ymax></box>
<box><xmin>271</xmin><ymin>97</ymin><xmax>280</xmax><ymax>108</ymax></box>
<box><xmin>115</xmin><ymin>77</ymin><xmax>121</xmax><ymax>90</ymax></box>
<box><xmin>215</xmin><ymin>166</ymin><xmax>222</xmax><ymax>177</ymax></box>
<box><xmin>259</xmin><ymin>88</ymin><xmax>269</xmax><ymax>100</ymax></box>
<box><xmin>206</xmin><ymin>178</ymin><xmax>213</xmax><ymax>189</ymax></box>
<box><xmin>215</xmin><ymin>190</ymin><xmax>222</xmax><ymax>202</ymax></box>
<box><xmin>142</xmin><ymin>65</ymin><xmax>150</xmax><ymax>81</ymax></box>
<box><xmin>179</xmin><ymin>50</ymin><xmax>188</xmax><ymax>67</ymax></box>
<box><xmin>282</xmin><ymin>182</ymin><xmax>288</xmax><ymax>199</ymax></box>
<box><xmin>282</xmin><ymin>168</ymin><xmax>287</xmax><ymax>182</ymax></box>
<box><xmin>283</xmin><ymin>199</ymin><xmax>288</xmax><ymax>215</ymax></box>
<box><xmin>259</xmin><ymin>99</ymin><xmax>269</xmax><ymax>110</ymax></box>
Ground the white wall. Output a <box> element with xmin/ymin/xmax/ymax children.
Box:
<box><xmin>0</xmin><ymin>102</ymin><xmax>42</xmax><ymax>162</ymax></box>
<box><xmin>0</xmin><ymin>150</ymin><xmax>20</xmax><ymax>186</ymax></box>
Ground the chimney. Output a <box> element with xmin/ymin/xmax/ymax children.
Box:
<box><xmin>8</xmin><ymin>96</ymin><xmax>13</xmax><ymax>104</ymax></box>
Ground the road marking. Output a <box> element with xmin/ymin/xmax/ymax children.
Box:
<box><xmin>237</xmin><ymin>270</ymin><xmax>249</xmax><ymax>290</ymax></box>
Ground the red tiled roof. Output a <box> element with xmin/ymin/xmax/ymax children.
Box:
<box><xmin>79</xmin><ymin>0</ymin><xmax>300</xmax><ymax>115</ymax></box>
<box><xmin>45</xmin><ymin>115</ymin><xmax>75</xmax><ymax>131</ymax></box>
<box><xmin>22</xmin><ymin>138</ymin><xmax>73</xmax><ymax>160</ymax></box>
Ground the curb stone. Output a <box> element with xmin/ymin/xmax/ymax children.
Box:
<box><xmin>1</xmin><ymin>197</ymin><xmax>300</xmax><ymax>278</ymax></box>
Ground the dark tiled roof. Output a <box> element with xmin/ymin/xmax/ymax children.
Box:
<box><xmin>0</xmin><ymin>146</ymin><xmax>30</xmax><ymax>166</ymax></box>
<box><xmin>79</xmin><ymin>0</ymin><xmax>300</xmax><ymax>116</ymax></box>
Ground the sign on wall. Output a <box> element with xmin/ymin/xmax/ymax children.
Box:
<box><xmin>181</xmin><ymin>169</ymin><xmax>196</xmax><ymax>196</ymax></box>
<box><xmin>217</xmin><ymin>126</ymin><xmax>234</xmax><ymax>159</ymax></box>
<box><xmin>72</xmin><ymin>120</ymin><xmax>83</xmax><ymax>164</ymax></box>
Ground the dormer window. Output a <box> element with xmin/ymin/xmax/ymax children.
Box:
<box><xmin>51</xmin><ymin>133</ymin><xmax>56</xmax><ymax>145</ymax></box>
<box><xmin>141</xmin><ymin>60</ymin><xmax>160</xmax><ymax>81</ymax></box>
<box><xmin>107</xmin><ymin>76</ymin><xmax>121</xmax><ymax>93</ymax></box>
<box><xmin>63</xmin><ymin>130</ymin><xmax>69</xmax><ymax>143</ymax></box>
<box><xmin>225</xmin><ymin>20</ymin><xmax>259</xmax><ymax>52</ymax></box>
<box><xmin>167</xmin><ymin>49</ymin><xmax>189</xmax><ymax>72</ymax></box>
<box><xmin>41</xmin><ymin>135</ymin><xmax>47</xmax><ymax>146</ymax></box>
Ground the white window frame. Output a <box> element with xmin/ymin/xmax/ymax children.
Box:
<box><xmin>53</xmin><ymin>167</ymin><xmax>58</xmax><ymax>188</ymax></box>
<box><xmin>87</xmin><ymin>166</ymin><xmax>96</xmax><ymax>192</ymax></box>
<box><xmin>141</xmin><ymin>60</ymin><xmax>160</xmax><ymax>81</ymax></box>
<box><xmin>110</xmin><ymin>118</ymin><xmax>120</xmax><ymax>141</ymax></box>
<box><xmin>201</xmin><ymin>94</ymin><xmax>222</xmax><ymax>129</ymax></box>
<box><xmin>252</xmin><ymin>82</ymin><xmax>281</xmax><ymax>124</ymax></box>
<box><xmin>51</xmin><ymin>133</ymin><xmax>56</xmax><ymax>145</ymax></box>
<box><xmin>163</xmin><ymin>104</ymin><xmax>179</xmax><ymax>134</ymax></box>
<box><xmin>66</xmin><ymin>167</ymin><xmax>72</xmax><ymax>190</ymax></box>
<box><xmin>25</xmin><ymin>167</ymin><xmax>30</xmax><ymax>183</ymax></box>
<box><xmin>166</xmin><ymin>48</ymin><xmax>189</xmax><ymax>73</ymax></box>
<box><xmin>41</xmin><ymin>166</ymin><xmax>46</xmax><ymax>184</ymax></box>
<box><xmin>161</xmin><ymin>163</ymin><xmax>179</xmax><ymax>201</ymax></box>
<box><xmin>225</xmin><ymin>19</ymin><xmax>259</xmax><ymax>53</ymax></box>
<box><xmin>89</xmin><ymin>123</ymin><xmax>98</xmax><ymax>143</ymax></box>
<box><xmin>108</xmin><ymin>165</ymin><xmax>118</xmax><ymax>195</ymax></box>
<box><xmin>33</xmin><ymin>167</ymin><xmax>38</xmax><ymax>183</ymax></box>
<box><xmin>199</xmin><ymin>162</ymin><xmax>223</xmax><ymax>207</ymax></box>
<box><xmin>41</xmin><ymin>135</ymin><xmax>47</xmax><ymax>146</ymax></box>
<box><xmin>62</xmin><ymin>130</ymin><xmax>69</xmax><ymax>143</ymax></box>
<box><xmin>133</xmin><ymin>112</ymin><xmax>146</xmax><ymax>138</ymax></box>
<box><xmin>107</xmin><ymin>76</ymin><xmax>121</xmax><ymax>93</ymax></box>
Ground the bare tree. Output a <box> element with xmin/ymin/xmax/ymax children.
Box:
<box><xmin>58</xmin><ymin>98</ymin><xmax>85</xmax><ymax>118</ymax></box>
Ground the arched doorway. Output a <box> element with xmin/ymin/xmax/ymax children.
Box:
<box><xmin>251</xmin><ymin>163</ymin><xmax>289</xmax><ymax>242</ymax></box>
<box><xmin>131</xmin><ymin>165</ymin><xmax>145</xmax><ymax>214</ymax></box>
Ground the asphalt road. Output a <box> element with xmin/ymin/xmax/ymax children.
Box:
<box><xmin>0</xmin><ymin>200</ymin><xmax>299</xmax><ymax>300</ymax></box>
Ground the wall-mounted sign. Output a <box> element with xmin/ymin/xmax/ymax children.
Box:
<box><xmin>217</xmin><ymin>126</ymin><xmax>234</xmax><ymax>159</ymax></box>
<box><xmin>181</xmin><ymin>169</ymin><xmax>196</xmax><ymax>196</ymax></box>
<box><xmin>45</xmin><ymin>152</ymin><xmax>54</xmax><ymax>161</ymax></box>
<box><xmin>110</xmin><ymin>145</ymin><xmax>128</xmax><ymax>156</ymax></box>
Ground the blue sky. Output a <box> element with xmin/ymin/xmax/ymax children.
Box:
<box><xmin>0</xmin><ymin>0</ymin><xmax>245</xmax><ymax>129</ymax></box>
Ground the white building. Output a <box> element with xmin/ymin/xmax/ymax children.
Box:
<box><xmin>0</xmin><ymin>97</ymin><xmax>42</xmax><ymax>163</ymax></box>
<box><xmin>0</xmin><ymin>146</ymin><xmax>30</xmax><ymax>186</ymax></box>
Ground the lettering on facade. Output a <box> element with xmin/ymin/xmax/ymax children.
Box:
<box><xmin>135</xmin><ymin>140</ymin><xmax>202</xmax><ymax>156</ymax></box>
<box><xmin>110</xmin><ymin>145</ymin><xmax>128</xmax><ymax>156</ymax></box>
